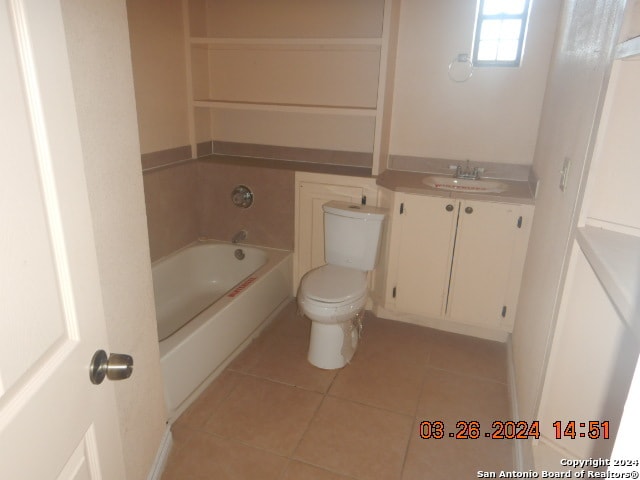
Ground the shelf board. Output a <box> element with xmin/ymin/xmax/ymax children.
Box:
<box><xmin>192</xmin><ymin>100</ymin><xmax>378</xmax><ymax>117</ymax></box>
<box><xmin>616</xmin><ymin>35</ymin><xmax>640</xmax><ymax>60</ymax></box>
<box><xmin>190</xmin><ymin>37</ymin><xmax>383</xmax><ymax>47</ymax></box>
<box><xmin>576</xmin><ymin>226</ymin><xmax>640</xmax><ymax>339</ymax></box>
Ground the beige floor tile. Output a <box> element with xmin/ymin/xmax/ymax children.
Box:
<box><xmin>226</xmin><ymin>332</ymin><xmax>270</xmax><ymax>373</ymax></box>
<box><xmin>205</xmin><ymin>375</ymin><xmax>323</xmax><ymax>456</ymax></box>
<box><xmin>281</xmin><ymin>461</ymin><xmax>357</xmax><ymax>480</ymax></box>
<box><xmin>294</xmin><ymin>396</ymin><xmax>413</xmax><ymax>480</ymax></box>
<box><xmin>402</xmin><ymin>418</ymin><xmax>513</xmax><ymax>480</ymax></box>
<box><xmin>173</xmin><ymin>370</ymin><xmax>242</xmax><ymax>430</ymax></box>
<box><xmin>416</xmin><ymin>367</ymin><xmax>510</xmax><ymax>426</ymax></box>
<box><xmin>328</xmin><ymin>316</ymin><xmax>431</xmax><ymax>414</ymax></box>
<box><xmin>229</xmin><ymin>300</ymin><xmax>336</xmax><ymax>392</ymax></box>
<box><xmin>427</xmin><ymin>330</ymin><xmax>507</xmax><ymax>382</ymax></box>
<box><xmin>160</xmin><ymin>431</ymin><xmax>286</xmax><ymax>480</ymax></box>
<box><xmin>161</xmin><ymin>306</ymin><xmax>512</xmax><ymax>480</ymax></box>
<box><xmin>265</xmin><ymin>299</ymin><xmax>311</xmax><ymax>340</ymax></box>
<box><xmin>244</xmin><ymin>330</ymin><xmax>338</xmax><ymax>393</ymax></box>
<box><xmin>329</xmin><ymin>349</ymin><xmax>427</xmax><ymax>415</ymax></box>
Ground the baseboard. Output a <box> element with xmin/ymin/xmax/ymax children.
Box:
<box><xmin>146</xmin><ymin>425</ymin><xmax>173</xmax><ymax>480</ymax></box>
<box><xmin>506</xmin><ymin>335</ymin><xmax>534</xmax><ymax>470</ymax></box>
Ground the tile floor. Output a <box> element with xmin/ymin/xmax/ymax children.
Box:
<box><xmin>162</xmin><ymin>301</ymin><xmax>513</xmax><ymax>480</ymax></box>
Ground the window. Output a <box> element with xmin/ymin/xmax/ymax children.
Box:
<box><xmin>472</xmin><ymin>0</ymin><xmax>532</xmax><ymax>67</ymax></box>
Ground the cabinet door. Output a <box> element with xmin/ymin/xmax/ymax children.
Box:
<box><xmin>296</xmin><ymin>181</ymin><xmax>365</xmax><ymax>285</ymax></box>
<box><xmin>393</xmin><ymin>194</ymin><xmax>458</xmax><ymax>318</ymax></box>
<box><xmin>447</xmin><ymin>200</ymin><xmax>527</xmax><ymax>327</ymax></box>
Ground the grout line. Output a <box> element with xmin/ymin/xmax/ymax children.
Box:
<box><xmin>324</xmin><ymin>392</ymin><xmax>415</xmax><ymax>419</ymax></box>
<box><xmin>424</xmin><ymin>363</ymin><xmax>509</xmax><ymax>385</ymax></box>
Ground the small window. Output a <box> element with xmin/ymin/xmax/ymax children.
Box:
<box><xmin>472</xmin><ymin>0</ymin><xmax>532</xmax><ymax>67</ymax></box>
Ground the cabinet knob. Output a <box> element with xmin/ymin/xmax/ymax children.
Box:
<box><xmin>465</xmin><ymin>206</ymin><xmax>473</xmax><ymax>214</ymax></box>
<box><xmin>445</xmin><ymin>204</ymin><xmax>454</xmax><ymax>212</ymax></box>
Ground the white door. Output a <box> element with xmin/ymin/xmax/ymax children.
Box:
<box><xmin>0</xmin><ymin>1</ymin><xmax>127</xmax><ymax>478</ymax></box>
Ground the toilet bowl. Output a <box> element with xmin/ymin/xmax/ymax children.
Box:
<box><xmin>297</xmin><ymin>201</ymin><xmax>387</xmax><ymax>370</ymax></box>
<box><xmin>298</xmin><ymin>265</ymin><xmax>368</xmax><ymax>369</ymax></box>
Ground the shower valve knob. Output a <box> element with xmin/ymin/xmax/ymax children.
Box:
<box><xmin>231</xmin><ymin>185</ymin><xmax>254</xmax><ymax>208</ymax></box>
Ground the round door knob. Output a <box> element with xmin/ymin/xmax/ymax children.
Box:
<box><xmin>445</xmin><ymin>204</ymin><xmax>454</xmax><ymax>212</ymax></box>
<box><xmin>90</xmin><ymin>350</ymin><xmax>134</xmax><ymax>384</ymax></box>
<box><xmin>465</xmin><ymin>206</ymin><xmax>473</xmax><ymax>214</ymax></box>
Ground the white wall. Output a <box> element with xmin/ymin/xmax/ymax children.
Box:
<box><xmin>511</xmin><ymin>0</ymin><xmax>627</xmax><ymax>465</ymax></box>
<box><xmin>61</xmin><ymin>1</ymin><xmax>167</xmax><ymax>479</ymax></box>
<box><xmin>389</xmin><ymin>0</ymin><xmax>561</xmax><ymax>165</ymax></box>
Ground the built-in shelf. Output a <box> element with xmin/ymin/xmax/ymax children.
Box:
<box><xmin>616</xmin><ymin>35</ymin><xmax>640</xmax><ymax>60</ymax></box>
<box><xmin>576</xmin><ymin>226</ymin><xmax>640</xmax><ymax>340</ymax></box>
<box><xmin>192</xmin><ymin>100</ymin><xmax>377</xmax><ymax>117</ymax></box>
<box><xmin>184</xmin><ymin>0</ymin><xmax>399</xmax><ymax>175</ymax></box>
<box><xmin>190</xmin><ymin>37</ymin><xmax>383</xmax><ymax>47</ymax></box>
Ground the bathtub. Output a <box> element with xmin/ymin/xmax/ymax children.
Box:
<box><xmin>152</xmin><ymin>241</ymin><xmax>292</xmax><ymax>419</ymax></box>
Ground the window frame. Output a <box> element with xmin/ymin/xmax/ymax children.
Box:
<box><xmin>472</xmin><ymin>0</ymin><xmax>532</xmax><ymax>67</ymax></box>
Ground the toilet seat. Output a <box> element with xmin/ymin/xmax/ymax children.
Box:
<box><xmin>300</xmin><ymin>265</ymin><xmax>367</xmax><ymax>303</ymax></box>
<box><xmin>299</xmin><ymin>265</ymin><xmax>367</xmax><ymax>324</ymax></box>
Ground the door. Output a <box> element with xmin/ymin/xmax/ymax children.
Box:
<box><xmin>446</xmin><ymin>200</ymin><xmax>523</xmax><ymax>327</ymax></box>
<box><xmin>0</xmin><ymin>1</ymin><xmax>126</xmax><ymax>478</ymax></box>
<box><xmin>392</xmin><ymin>194</ymin><xmax>458</xmax><ymax>318</ymax></box>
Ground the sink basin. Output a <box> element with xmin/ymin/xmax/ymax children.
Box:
<box><xmin>422</xmin><ymin>175</ymin><xmax>507</xmax><ymax>193</ymax></box>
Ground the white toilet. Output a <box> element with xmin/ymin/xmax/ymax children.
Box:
<box><xmin>298</xmin><ymin>200</ymin><xmax>386</xmax><ymax>369</ymax></box>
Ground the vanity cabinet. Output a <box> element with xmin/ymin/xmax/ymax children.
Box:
<box><xmin>385</xmin><ymin>192</ymin><xmax>534</xmax><ymax>333</ymax></box>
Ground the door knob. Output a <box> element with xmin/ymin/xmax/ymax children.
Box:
<box><xmin>445</xmin><ymin>204</ymin><xmax>454</xmax><ymax>212</ymax></box>
<box><xmin>89</xmin><ymin>350</ymin><xmax>133</xmax><ymax>385</ymax></box>
<box><xmin>465</xmin><ymin>206</ymin><xmax>473</xmax><ymax>214</ymax></box>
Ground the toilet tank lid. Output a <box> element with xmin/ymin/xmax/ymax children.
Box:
<box><xmin>322</xmin><ymin>201</ymin><xmax>386</xmax><ymax>220</ymax></box>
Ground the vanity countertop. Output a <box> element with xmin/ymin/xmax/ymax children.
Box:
<box><xmin>376</xmin><ymin>169</ymin><xmax>536</xmax><ymax>205</ymax></box>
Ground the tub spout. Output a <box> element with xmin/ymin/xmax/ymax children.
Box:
<box><xmin>232</xmin><ymin>229</ymin><xmax>248</xmax><ymax>244</ymax></box>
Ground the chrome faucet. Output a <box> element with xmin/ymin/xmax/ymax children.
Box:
<box><xmin>452</xmin><ymin>160</ymin><xmax>483</xmax><ymax>180</ymax></box>
<box><xmin>232</xmin><ymin>229</ymin><xmax>247</xmax><ymax>244</ymax></box>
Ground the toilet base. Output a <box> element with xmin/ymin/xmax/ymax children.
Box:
<box><xmin>307</xmin><ymin>316</ymin><xmax>361</xmax><ymax>369</ymax></box>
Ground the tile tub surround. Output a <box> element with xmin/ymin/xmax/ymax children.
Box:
<box><xmin>197</xmin><ymin>161</ymin><xmax>295</xmax><ymax>251</ymax></box>
<box><xmin>162</xmin><ymin>301</ymin><xmax>513</xmax><ymax>480</ymax></box>
<box><xmin>142</xmin><ymin>156</ymin><xmax>296</xmax><ymax>261</ymax></box>
<box><xmin>143</xmin><ymin>161</ymin><xmax>199</xmax><ymax>261</ymax></box>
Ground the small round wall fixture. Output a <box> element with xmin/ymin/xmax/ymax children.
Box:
<box><xmin>231</xmin><ymin>185</ymin><xmax>254</xmax><ymax>208</ymax></box>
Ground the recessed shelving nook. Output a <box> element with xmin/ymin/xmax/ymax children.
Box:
<box><xmin>183</xmin><ymin>0</ymin><xmax>400</xmax><ymax>175</ymax></box>
<box><xmin>578</xmin><ymin>0</ymin><xmax>640</xmax><ymax>338</ymax></box>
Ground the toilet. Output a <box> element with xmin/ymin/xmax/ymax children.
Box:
<box><xmin>298</xmin><ymin>200</ymin><xmax>386</xmax><ymax>369</ymax></box>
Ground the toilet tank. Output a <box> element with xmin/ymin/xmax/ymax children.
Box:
<box><xmin>322</xmin><ymin>201</ymin><xmax>387</xmax><ymax>271</ymax></box>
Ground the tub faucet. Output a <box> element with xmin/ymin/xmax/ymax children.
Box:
<box><xmin>451</xmin><ymin>160</ymin><xmax>483</xmax><ymax>180</ymax></box>
<box><xmin>232</xmin><ymin>229</ymin><xmax>248</xmax><ymax>244</ymax></box>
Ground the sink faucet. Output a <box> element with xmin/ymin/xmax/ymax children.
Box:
<box><xmin>452</xmin><ymin>160</ymin><xmax>483</xmax><ymax>180</ymax></box>
<box><xmin>232</xmin><ymin>229</ymin><xmax>247</xmax><ymax>244</ymax></box>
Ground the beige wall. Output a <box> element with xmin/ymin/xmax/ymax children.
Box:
<box><xmin>127</xmin><ymin>0</ymin><xmax>191</xmax><ymax>155</ymax></box>
<box><xmin>389</xmin><ymin>0</ymin><xmax>561</xmax><ymax>165</ymax></box>
<box><xmin>511</xmin><ymin>0</ymin><xmax>626</xmax><ymax>465</ymax></box>
<box><xmin>61</xmin><ymin>1</ymin><xmax>167</xmax><ymax>479</ymax></box>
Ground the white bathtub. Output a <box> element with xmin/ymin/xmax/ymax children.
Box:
<box><xmin>152</xmin><ymin>241</ymin><xmax>292</xmax><ymax>419</ymax></box>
